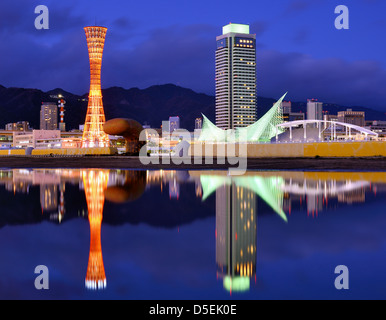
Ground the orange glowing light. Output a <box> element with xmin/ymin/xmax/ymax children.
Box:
<box><xmin>82</xmin><ymin>26</ymin><xmax>110</xmax><ymax>148</ymax></box>
<box><xmin>83</xmin><ymin>169</ymin><xmax>109</xmax><ymax>290</ymax></box>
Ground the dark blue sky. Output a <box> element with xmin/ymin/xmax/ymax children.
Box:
<box><xmin>0</xmin><ymin>0</ymin><xmax>385</xmax><ymax>110</ymax></box>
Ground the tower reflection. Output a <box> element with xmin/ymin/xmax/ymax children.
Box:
<box><xmin>209</xmin><ymin>175</ymin><xmax>285</xmax><ymax>293</ymax></box>
<box><xmin>82</xmin><ymin>169</ymin><xmax>110</xmax><ymax>290</ymax></box>
<box><xmin>216</xmin><ymin>184</ymin><xmax>257</xmax><ymax>293</ymax></box>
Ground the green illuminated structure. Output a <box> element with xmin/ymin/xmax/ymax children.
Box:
<box><xmin>223</xmin><ymin>276</ymin><xmax>250</xmax><ymax>292</ymax></box>
<box><xmin>198</xmin><ymin>93</ymin><xmax>287</xmax><ymax>143</ymax></box>
<box><xmin>198</xmin><ymin>115</ymin><xmax>232</xmax><ymax>143</ymax></box>
<box><xmin>200</xmin><ymin>174</ymin><xmax>287</xmax><ymax>222</ymax></box>
<box><xmin>235</xmin><ymin>176</ymin><xmax>287</xmax><ymax>222</ymax></box>
<box><xmin>238</xmin><ymin>93</ymin><xmax>287</xmax><ymax>142</ymax></box>
<box><xmin>222</xmin><ymin>23</ymin><xmax>250</xmax><ymax>35</ymax></box>
<box><xmin>200</xmin><ymin>174</ymin><xmax>230</xmax><ymax>201</ymax></box>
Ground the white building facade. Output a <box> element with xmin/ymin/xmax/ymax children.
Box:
<box><xmin>13</xmin><ymin>130</ymin><xmax>61</xmax><ymax>149</ymax></box>
<box><xmin>307</xmin><ymin>99</ymin><xmax>323</xmax><ymax>121</ymax></box>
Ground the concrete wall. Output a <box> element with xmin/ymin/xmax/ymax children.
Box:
<box><xmin>189</xmin><ymin>141</ymin><xmax>386</xmax><ymax>158</ymax></box>
<box><xmin>31</xmin><ymin>147</ymin><xmax>117</xmax><ymax>156</ymax></box>
<box><xmin>303</xmin><ymin>141</ymin><xmax>386</xmax><ymax>157</ymax></box>
<box><xmin>0</xmin><ymin>149</ymin><xmax>26</xmax><ymax>156</ymax></box>
<box><xmin>189</xmin><ymin>170</ymin><xmax>386</xmax><ymax>184</ymax></box>
<box><xmin>0</xmin><ymin>147</ymin><xmax>117</xmax><ymax>156</ymax></box>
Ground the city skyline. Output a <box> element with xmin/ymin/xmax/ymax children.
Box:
<box><xmin>0</xmin><ymin>0</ymin><xmax>385</xmax><ymax>303</ymax></box>
<box><xmin>0</xmin><ymin>0</ymin><xmax>385</xmax><ymax>112</ymax></box>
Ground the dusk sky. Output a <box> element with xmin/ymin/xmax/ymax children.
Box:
<box><xmin>0</xmin><ymin>0</ymin><xmax>385</xmax><ymax>110</ymax></box>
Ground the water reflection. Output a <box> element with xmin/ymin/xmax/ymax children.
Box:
<box><xmin>215</xmin><ymin>183</ymin><xmax>256</xmax><ymax>293</ymax></box>
<box><xmin>105</xmin><ymin>171</ymin><xmax>147</xmax><ymax>203</ymax></box>
<box><xmin>83</xmin><ymin>170</ymin><xmax>109</xmax><ymax>290</ymax></box>
<box><xmin>0</xmin><ymin>169</ymin><xmax>385</xmax><ymax>295</ymax></box>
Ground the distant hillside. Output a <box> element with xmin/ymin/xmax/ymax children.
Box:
<box><xmin>101</xmin><ymin>84</ymin><xmax>215</xmax><ymax>130</ymax></box>
<box><xmin>0</xmin><ymin>84</ymin><xmax>385</xmax><ymax>131</ymax></box>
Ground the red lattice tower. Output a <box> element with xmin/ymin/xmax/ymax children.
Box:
<box><xmin>82</xmin><ymin>26</ymin><xmax>110</xmax><ymax>148</ymax></box>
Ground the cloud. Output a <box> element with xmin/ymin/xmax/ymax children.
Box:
<box><xmin>101</xmin><ymin>21</ymin><xmax>265</xmax><ymax>95</ymax></box>
<box><xmin>292</xmin><ymin>28</ymin><xmax>309</xmax><ymax>45</ymax></box>
<box><xmin>102</xmin><ymin>24</ymin><xmax>217</xmax><ymax>94</ymax></box>
<box><xmin>111</xmin><ymin>24</ymin><xmax>386</xmax><ymax>110</ymax></box>
<box><xmin>284</xmin><ymin>0</ymin><xmax>323</xmax><ymax>14</ymax></box>
<box><xmin>0</xmin><ymin>0</ymin><xmax>34</xmax><ymax>33</ymax></box>
<box><xmin>286</xmin><ymin>0</ymin><xmax>310</xmax><ymax>13</ymax></box>
<box><xmin>0</xmin><ymin>28</ymin><xmax>89</xmax><ymax>93</ymax></box>
<box><xmin>257</xmin><ymin>50</ymin><xmax>386</xmax><ymax>109</ymax></box>
<box><xmin>0</xmin><ymin>1</ymin><xmax>90</xmax><ymax>92</ymax></box>
<box><xmin>249</xmin><ymin>21</ymin><xmax>268</xmax><ymax>37</ymax></box>
<box><xmin>0</xmin><ymin>8</ymin><xmax>385</xmax><ymax>111</ymax></box>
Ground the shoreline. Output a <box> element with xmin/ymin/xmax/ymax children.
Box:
<box><xmin>0</xmin><ymin>156</ymin><xmax>384</xmax><ymax>171</ymax></box>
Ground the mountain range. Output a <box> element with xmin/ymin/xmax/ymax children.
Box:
<box><xmin>0</xmin><ymin>83</ymin><xmax>384</xmax><ymax>131</ymax></box>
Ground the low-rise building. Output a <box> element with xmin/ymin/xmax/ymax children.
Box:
<box><xmin>13</xmin><ymin>130</ymin><xmax>61</xmax><ymax>149</ymax></box>
<box><xmin>289</xmin><ymin>112</ymin><xmax>305</xmax><ymax>122</ymax></box>
<box><xmin>0</xmin><ymin>130</ymin><xmax>14</xmax><ymax>148</ymax></box>
<box><xmin>337</xmin><ymin>109</ymin><xmax>365</xmax><ymax>127</ymax></box>
<box><xmin>5</xmin><ymin>121</ymin><xmax>30</xmax><ymax>131</ymax></box>
<box><xmin>367</xmin><ymin>120</ymin><xmax>386</xmax><ymax>137</ymax></box>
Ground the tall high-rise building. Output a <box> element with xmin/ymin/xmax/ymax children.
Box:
<box><xmin>215</xmin><ymin>23</ymin><xmax>257</xmax><ymax>129</ymax></box>
<box><xmin>307</xmin><ymin>99</ymin><xmax>323</xmax><ymax>121</ymax></box>
<box><xmin>40</xmin><ymin>102</ymin><xmax>58</xmax><ymax>130</ymax></box>
<box><xmin>82</xmin><ymin>26</ymin><xmax>110</xmax><ymax>148</ymax></box>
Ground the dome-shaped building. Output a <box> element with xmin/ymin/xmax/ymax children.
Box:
<box><xmin>103</xmin><ymin>118</ymin><xmax>144</xmax><ymax>155</ymax></box>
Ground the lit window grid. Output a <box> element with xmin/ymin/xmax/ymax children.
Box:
<box><xmin>215</xmin><ymin>35</ymin><xmax>256</xmax><ymax>129</ymax></box>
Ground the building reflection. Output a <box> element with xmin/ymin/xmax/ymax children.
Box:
<box><xmin>216</xmin><ymin>184</ymin><xmax>256</xmax><ymax>293</ymax></box>
<box><xmin>1</xmin><ymin>169</ymin><xmax>379</xmax><ymax>213</ymax></box>
<box><xmin>40</xmin><ymin>184</ymin><xmax>58</xmax><ymax>213</ymax></box>
<box><xmin>191</xmin><ymin>171</ymin><xmax>385</xmax><ymax>293</ymax></box>
<box><xmin>145</xmin><ymin>170</ymin><xmax>190</xmax><ymax>199</ymax></box>
<box><xmin>280</xmin><ymin>176</ymin><xmax>369</xmax><ymax>217</ymax></box>
<box><xmin>104</xmin><ymin>170</ymin><xmax>146</xmax><ymax>203</ymax></box>
<box><xmin>206</xmin><ymin>175</ymin><xmax>284</xmax><ymax>293</ymax></box>
<box><xmin>82</xmin><ymin>169</ymin><xmax>110</xmax><ymax>290</ymax></box>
